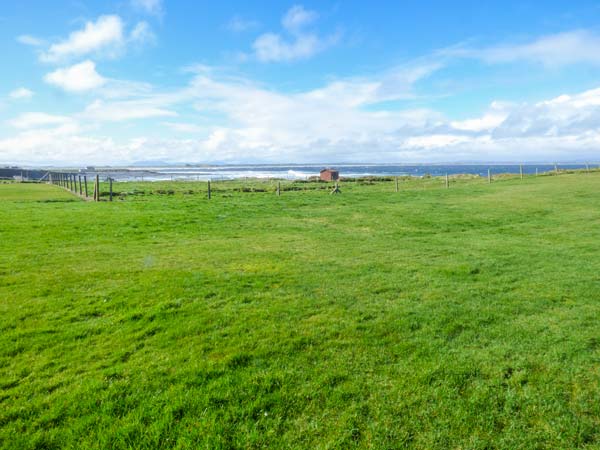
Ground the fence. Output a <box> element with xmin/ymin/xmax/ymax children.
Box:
<box><xmin>46</xmin><ymin>172</ymin><xmax>115</xmax><ymax>202</ymax></box>
<box><xmin>33</xmin><ymin>164</ymin><xmax>600</xmax><ymax>201</ymax></box>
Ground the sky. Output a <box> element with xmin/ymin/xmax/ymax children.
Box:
<box><xmin>2</xmin><ymin>1</ymin><xmax>600</xmax><ymax>165</ymax></box>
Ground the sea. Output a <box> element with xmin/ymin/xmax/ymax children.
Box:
<box><xmin>78</xmin><ymin>163</ymin><xmax>597</xmax><ymax>182</ymax></box>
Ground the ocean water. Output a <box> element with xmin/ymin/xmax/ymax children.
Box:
<box><xmin>84</xmin><ymin>163</ymin><xmax>596</xmax><ymax>182</ymax></box>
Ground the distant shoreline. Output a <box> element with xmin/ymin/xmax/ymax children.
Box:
<box><xmin>2</xmin><ymin>163</ymin><xmax>596</xmax><ymax>182</ymax></box>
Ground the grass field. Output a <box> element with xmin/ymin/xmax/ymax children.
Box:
<box><xmin>2</xmin><ymin>173</ymin><xmax>600</xmax><ymax>449</ymax></box>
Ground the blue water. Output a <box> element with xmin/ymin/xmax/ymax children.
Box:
<box><xmin>94</xmin><ymin>163</ymin><xmax>596</xmax><ymax>181</ymax></box>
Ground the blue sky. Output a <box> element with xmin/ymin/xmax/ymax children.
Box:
<box><xmin>2</xmin><ymin>0</ymin><xmax>600</xmax><ymax>165</ymax></box>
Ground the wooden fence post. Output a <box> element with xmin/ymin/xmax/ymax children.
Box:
<box><xmin>78</xmin><ymin>176</ymin><xmax>82</xmax><ymax>195</ymax></box>
<box><xmin>445</xmin><ymin>173</ymin><xmax>449</xmax><ymax>189</ymax></box>
<box><xmin>520</xmin><ymin>164</ymin><xmax>523</xmax><ymax>180</ymax></box>
<box><xmin>488</xmin><ymin>169</ymin><xmax>492</xmax><ymax>184</ymax></box>
<box><xmin>109</xmin><ymin>178</ymin><xmax>113</xmax><ymax>202</ymax></box>
<box><xmin>395</xmin><ymin>176</ymin><xmax>399</xmax><ymax>192</ymax></box>
<box><xmin>94</xmin><ymin>174</ymin><xmax>100</xmax><ymax>201</ymax></box>
<box><xmin>277</xmin><ymin>181</ymin><xmax>281</xmax><ymax>196</ymax></box>
<box><xmin>207</xmin><ymin>180</ymin><xmax>211</xmax><ymax>200</ymax></box>
<box><xmin>535</xmin><ymin>168</ymin><xmax>538</xmax><ymax>177</ymax></box>
<box><xmin>84</xmin><ymin>176</ymin><xmax>88</xmax><ymax>198</ymax></box>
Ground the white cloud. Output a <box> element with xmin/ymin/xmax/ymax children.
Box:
<box><xmin>130</xmin><ymin>21</ymin><xmax>156</xmax><ymax>46</ymax></box>
<box><xmin>253</xmin><ymin>32</ymin><xmax>326</xmax><ymax>62</ymax></box>
<box><xmin>464</xmin><ymin>30</ymin><xmax>600</xmax><ymax>67</ymax></box>
<box><xmin>44</xmin><ymin>61</ymin><xmax>106</xmax><ymax>92</ymax></box>
<box><xmin>282</xmin><ymin>5</ymin><xmax>318</xmax><ymax>33</ymax></box>
<box><xmin>8</xmin><ymin>112</ymin><xmax>74</xmax><ymax>129</ymax></box>
<box><xmin>250</xmin><ymin>5</ymin><xmax>339</xmax><ymax>62</ymax></box>
<box><xmin>6</xmin><ymin>50</ymin><xmax>600</xmax><ymax>165</ymax></box>
<box><xmin>9</xmin><ymin>88</ymin><xmax>34</xmax><ymax>100</ymax></box>
<box><xmin>17</xmin><ymin>34</ymin><xmax>45</xmax><ymax>47</ymax></box>
<box><xmin>163</xmin><ymin>122</ymin><xmax>204</xmax><ymax>133</ymax></box>
<box><xmin>131</xmin><ymin>0</ymin><xmax>163</xmax><ymax>17</ymax></box>
<box><xmin>227</xmin><ymin>16</ymin><xmax>260</xmax><ymax>33</ymax></box>
<box><xmin>41</xmin><ymin>15</ymin><xmax>124</xmax><ymax>63</ymax></box>
<box><xmin>83</xmin><ymin>99</ymin><xmax>177</xmax><ymax>121</ymax></box>
<box><xmin>451</xmin><ymin>113</ymin><xmax>507</xmax><ymax>132</ymax></box>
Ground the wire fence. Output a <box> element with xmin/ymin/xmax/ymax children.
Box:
<box><xmin>4</xmin><ymin>164</ymin><xmax>596</xmax><ymax>202</ymax></box>
<box><xmin>46</xmin><ymin>172</ymin><xmax>115</xmax><ymax>202</ymax></box>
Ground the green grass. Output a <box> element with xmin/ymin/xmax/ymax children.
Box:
<box><xmin>2</xmin><ymin>173</ymin><xmax>600</xmax><ymax>449</ymax></box>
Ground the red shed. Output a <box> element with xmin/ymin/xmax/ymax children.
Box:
<box><xmin>320</xmin><ymin>168</ymin><xmax>339</xmax><ymax>181</ymax></box>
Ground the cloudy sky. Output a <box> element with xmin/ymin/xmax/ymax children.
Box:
<box><xmin>2</xmin><ymin>1</ymin><xmax>600</xmax><ymax>165</ymax></box>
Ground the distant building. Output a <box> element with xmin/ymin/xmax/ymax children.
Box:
<box><xmin>320</xmin><ymin>168</ymin><xmax>339</xmax><ymax>181</ymax></box>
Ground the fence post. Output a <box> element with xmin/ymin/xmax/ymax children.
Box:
<box><xmin>535</xmin><ymin>168</ymin><xmax>538</xmax><ymax>177</ymax></box>
<box><xmin>520</xmin><ymin>165</ymin><xmax>523</xmax><ymax>180</ymax></box>
<box><xmin>207</xmin><ymin>180</ymin><xmax>211</xmax><ymax>200</ymax></box>
<box><xmin>84</xmin><ymin>176</ymin><xmax>88</xmax><ymax>198</ymax></box>
<box><xmin>94</xmin><ymin>175</ymin><xmax>100</xmax><ymax>201</ymax></box>
<box><xmin>109</xmin><ymin>178</ymin><xmax>113</xmax><ymax>202</ymax></box>
<box><xmin>395</xmin><ymin>176</ymin><xmax>399</xmax><ymax>192</ymax></box>
<box><xmin>78</xmin><ymin>176</ymin><xmax>82</xmax><ymax>195</ymax></box>
<box><xmin>445</xmin><ymin>173</ymin><xmax>449</xmax><ymax>189</ymax></box>
<box><xmin>277</xmin><ymin>181</ymin><xmax>281</xmax><ymax>196</ymax></box>
<box><xmin>555</xmin><ymin>163</ymin><xmax>559</xmax><ymax>174</ymax></box>
<box><xmin>488</xmin><ymin>169</ymin><xmax>492</xmax><ymax>184</ymax></box>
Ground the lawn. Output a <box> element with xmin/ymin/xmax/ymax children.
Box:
<box><xmin>2</xmin><ymin>173</ymin><xmax>600</xmax><ymax>449</ymax></box>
